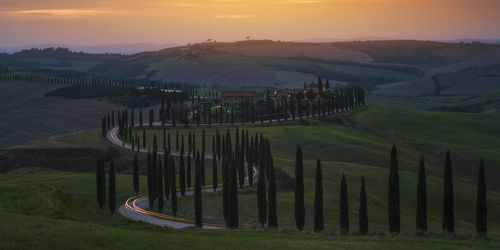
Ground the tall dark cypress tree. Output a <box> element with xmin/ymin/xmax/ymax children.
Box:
<box><xmin>164</xmin><ymin>151</ymin><xmax>170</xmax><ymax>200</ymax></box>
<box><xmin>359</xmin><ymin>176</ymin><xmax>368</xmax><ymax>235</ymax></box>
<box><xmin>108</xmin><ymin>160</ymin><xmax>116</xmax><ymax>215</ymax></box>
<box><xmin>170</xmin><ymin>156</ymin><xmax>178</xmax><ymax>216</ymax></box>
<box><xmin>194</xmin><ymin>152</ymin><xmax>203</xmax><ymax>228</ymax></box>
<box><xmin>257</xmin><ymin>143</ymin><xmax>267</xmax><ymax>227</ymax></box>
<box><xmin>223</xmin><ymin>156</ymin><xmax>230</xmax><ymax>222</ymax></box>
<box><xmin>96</xmin><ymin>157</ymin><xmax>106</xmax><ymax>209</ymax></box>
<box><xmin>228</xmin><ymin>160</ymin><xmax>239</xmax><ymax>228</ymax></box>
<box><xmin>147</xmin><ymin>151</ymin><xmax>154</xmax><ymax>209</ymax></box>
<box><xmin>212</xmin><ymin>150</ymin><xmax>218</xmax><ymax>192</ymax></box>
<box><xmin>314</xmin><ymin>158</ymin><xmax>324</xmax><ymax>233</ymax></box>
<box><xmin>388</xmin><ymin>144</ymin><xmax>400</xmax><ymax>234</ymax></box>
<box><xmin>416</xmin><ymin>156</ymin><xmax>427</xmax><ymax>233</ymax></box>
<box><xmin>443</xmin><ymin>150</ymin><xmax>454</xmax><ymax>233</ymax></box>
<box><xmin>187</xmin><ymin>155</ymin><xmax>192</xmax><ymax>188</ymax></box>
<box><xmin>133</xmin><ymin>153</ymin><xmax>139</xmax><ymax>195</ymax></box>
<box><xmin>339</xmin><ymin>173</ymin><xmax>349</xmax><ymax>234</ymax></box>
<box><xmin>179</xmin><ymin>149</ymin><xmax>186</xmax><ymax>196</ymax></box>
<box><xmin>268</xmin><ymin>154</ymin><xmax>278</xmax><ymax>229</ymax></box>
<box><xmin>201</xmin><ymin>129</ymin><xmax>206</xmax><ymax>186</ymax></box>
<box><xmin>295</xmin><ymin>145</ymin><xmax>305</xmax><ymax>231</ymax></box>
<box><xmin>476</xmin><ymin>159</ymin><xmax>487</xmax><ymax>235</ymax></box>
<box><xmin>157</xmin><ymin>157</ymin><xmax>164</xmax><ymax>212</ymax></box>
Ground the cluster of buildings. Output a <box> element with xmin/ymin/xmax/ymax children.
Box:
<box><xmin>219</xmin><ymin>84</ymin><xmax>328</xmax><ymax>105</ymax></box>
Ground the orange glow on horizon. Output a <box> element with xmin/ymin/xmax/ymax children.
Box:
<box><xmin>0</xmin><ymin>0</ymin><xmax>499</xmax><ymax>46</ymax></box>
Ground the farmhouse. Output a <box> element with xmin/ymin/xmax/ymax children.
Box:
<box><xmin>220</xmin><ymin>90</ymin><xmax>263</xmax><ymax>105</ymax></box>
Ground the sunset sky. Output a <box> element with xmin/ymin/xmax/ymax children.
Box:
<box><xmin>1</xmin><ymin>0</ymin><xmax>499</xmax><ymax>46</ymax></box>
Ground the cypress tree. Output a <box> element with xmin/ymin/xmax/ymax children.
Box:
<box><xmin>179</xmin><ymin>148</ymin><xmax>186</xmax><ymax>196</ymax></box>
<box><xmin>222</xmin><ymin>156</ymin><xmax>229</xmax><ymax>221</ymax></box>
<box><xmin>443</xmin><ymin>150</ymin><xmax>454</xmax><ymax>233</ymax></box>
<box><xmin>268</xmin><ymin>154</ymin><xmax>278</xmax><ymax>229</ymax></box>
<box><xmin>314</xmin><ymin>158</ymin><xmax>324</xmax><ymax>233</ymax></box>
<box><xmin>416</xmin><ymin>156</ymin><xmax>427</xmax><ymax>233</ymax></box>
<box><xmin>359</xmin><ymin>176</ymin><xmax>368</xmax><ymax>235</ymax></box>
<box><xmin>108</xmin><ymin>160</ymin><xmax>116</xmax><ymax>215</ymax></box>
<box><xmin>295</xmin><ymin>145</ymin><xmax>305</xmax><ymax>231</ymax></box>
<box><xmin>238</xmin><ymin>147</ymin><xmax>245</xmax><ymax>189</ymax></box>
<box><xmin>170</xmin><ymin>156</ymin><xmax>178</xmax><ymax>216</ymax></box>
<box><xmin>388</xmin><ymin>144</ymin><xmax>400</xmax><ymax>234</ymax></box>
<box><xmin>133</xmin><ymin>153</ymin><xmax>139</xmax><ymax>195</ymax></box>
<box><xmin>157</xmin><ymin>157</ymin><xmax>164</xmax><ymax>212</ymax></box>
<box><xmin>164</xmin><ymin>151</ymin><xmax>170</xmax><ymax>200</ymax></box>
<box><xmin>142</xmin><ymin>128</ymin><xmax>146</xmax><ymax>149</ymax></box>
<box><xmin>212</xmin><ymin>150</ymin><xmax>218</xmax><ymax>192</ymax></box>
<box><xmin>476</xmin><ymin>159</ymin><xmax>487</xmax><ymax>235</ymax></box>
<box><xmin>228</xmin><ymin>159</ymin><xmax>239</xmax><ymax>228</ymax></box>
<box><xmin>257</xmin><ymin>145</ymin><xmax>267</xmax><ymax>227</ymax></box>
<box><xmin>201</xmin><ymin>129</ymin><xmax>206</xmax><ymax>186</ymax></box>
<box><xmin>187</xmin><ymin>155</ymin><xmax>192</xmax><ymax>188</ymax></box>
<box><xmin>195</xmin><ymin>152</ymin><xmax>203</xmax><ymax>227</ymax></box>
<box><xmin>340</xmin><ymin>173</ymin><xmax>349</xmax><ymax>234</ymax></box>
<box><xmin>147</xmin><ymin>151</ymin><xmax>154</xmax><ymax>209</ymax></box>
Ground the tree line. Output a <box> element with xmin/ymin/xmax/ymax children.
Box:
<box><xmin>294</xmin><ymin>144</ymin><xmax>488</xmax><ymax>235</ymax></box>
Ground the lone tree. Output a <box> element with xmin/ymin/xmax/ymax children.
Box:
<box><xmin>388</xmin><ymin>144</ymin><xmax>400</xmax><ymax>234</ymax></box>
<box><xmin>96</xmin><ymin>157</ymin><xmax>106</xmax><ymax>209</ymax></box>
<box><xmin>339</xmin><ymin>173</ymin><xmax>349</xmax><ymax>234</ymax></box>
<box><xmin>416</xmin><ymin>156</ymin><xmax>427</xmax><ymax>233</ymax></box>
<box><xmin>359</xmin><ymin>176</ymin><xmax>368</xmax><ymax>235</ymax></box>
<box><xmin>108</xmin><ymin>160</ymin><xmax>116</xmax><ymax>215</ymax></box>
<box><xmin>314</xmin><ymin>158</ymin><xmax>324</xmax><ymax>233</ymax></box>
<box><xmin>476</xmin><ymin>159</ymin><xmax>487</xmax><ymax>235</ymax></box>
<box><xmin>195</xmin><ymin>152</ymin><xmax>203</xmax><ymax>228</ymax></box>
<box><xmin>443</xmin><ymin>150</ymin><xmax>454</xmax><ymax>233</ymax></box>
<box><xmin>295</xmin><ymin>145</ymin><xmax>305</xmax><ymax>231</ymax></box>
<box><xmin>133</xmin><ymin>153</ymin><xmax>139</xmax><ymax>195</ymax></box>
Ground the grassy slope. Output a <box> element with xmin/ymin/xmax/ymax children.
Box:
<box><xmin>2</xmin><ymin>105</ymin><xmax>500</xmax><ymax>248</ymax></box>
<box><xmin>133</xmin><ymin>106</ymin><xmax>500</xmax><ymax>236</ymax></box>
<box><xmin>0</xmin><ymin>173</ymin><xmax>498</xmax><ymax>249</ymax></box>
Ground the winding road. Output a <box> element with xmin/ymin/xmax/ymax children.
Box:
<box><xmin>108</xmin><ymin>110</ymin><xmax>342</xmax><ymax>229</ymax></box>
<box><xmin>107</xmin><ymin>125</ymin><xmax>258</xmax><ymax>229</ymax></box>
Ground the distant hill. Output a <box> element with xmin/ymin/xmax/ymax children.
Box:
<box><xmin>0</xmin><ymin>43</ymin><xmax>180</xmax><ymax>55</ymax></box>
<box><xmin>1</xmin><ymin>40</ymin><xmax>499</xmax><ymax>111</ymax></box>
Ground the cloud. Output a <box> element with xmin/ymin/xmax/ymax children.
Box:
<box><xmin>1</xmin><ymin>9</ymin><xmax>113</xmax><ymax>18</ymax></box>
<box><xmin>214</xmin><ymin>14</ymin><xmax>258</xmax><ymax>19</ymax></box>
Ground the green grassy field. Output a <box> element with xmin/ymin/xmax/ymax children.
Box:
<box><xmin>2</xmin><ymin>105</ymin><xmax>499</xmax><ymax>248</ymax></box>
<box><xmin>131</xmin><ymin>106</ymin><xmax>500</xmax><ymax>235</ymax></box>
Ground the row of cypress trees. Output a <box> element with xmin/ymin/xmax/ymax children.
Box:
<box><xmin>295</xmin><ymin>147</ymin><xmax>368</xmax><ymax>234</ymax></box>
<box><xmin>295</xmin><ymin>145</ymin><xmax>488</xmax><ymax>235</ymax></box>
<box><xmin>388</xmin><ymin>145</ymin><xmax>488</xmax><ymax>235</ymax></box>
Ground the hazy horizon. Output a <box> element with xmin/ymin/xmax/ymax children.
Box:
<box><xmin>1</xmin><ymin>0</ymin><xmax>499</xmax><ymax>47</ymax></box>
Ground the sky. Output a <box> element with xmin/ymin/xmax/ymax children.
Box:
<box><xmin>0</xmin><ymin>0</ymin><xmax>499</xmax><ymax>46</ymax></box>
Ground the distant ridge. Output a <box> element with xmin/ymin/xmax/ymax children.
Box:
<box><xmin>0</xmin><ymin>43</ymin><xmax>181</xmax><ymax>55</ymax></box>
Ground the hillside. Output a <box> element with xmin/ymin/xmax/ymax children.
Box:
<box><xmin>1</xmin><ymin>106</ymin><xmax>499</xmax><ymax>248</ymax></box>
<box><xmin>1</xmin><ymin>40</ymin><xmax>500</xmax><ymax>111</ymax></box>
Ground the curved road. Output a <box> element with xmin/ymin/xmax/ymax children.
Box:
<box><xmin>108</xmin><ymin>110</ymin><xmax>342</xmax><ymax>229</ymax></box>
<box><xmin>108</xmin><ymin>126</ymin><xmax>258</xmax><ymax>229</ymax></box>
